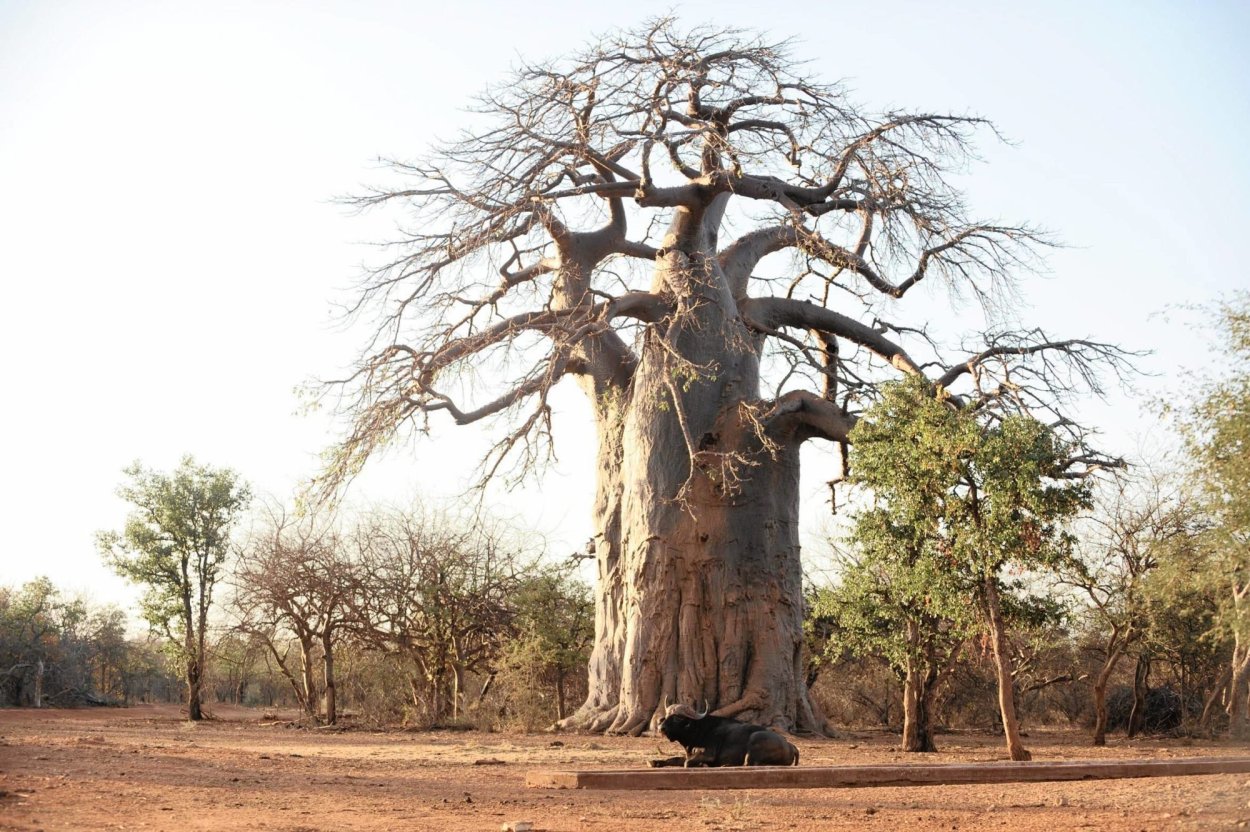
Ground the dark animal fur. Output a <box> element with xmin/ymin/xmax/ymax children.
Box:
<box><xmin>659</xmin><ymin>712</ymin><xmax>799</xmax><ymax>767</ymax></box>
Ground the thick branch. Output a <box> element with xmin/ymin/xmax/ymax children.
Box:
<box><xmin>764</xmin><ymin>390</ymin><xmax>856</xmax><ymax>442</ymax></box>
<box><xmin>741</xmin><ymin>296</ymin><xmax>924</xmax><ymax>376</ymax></box>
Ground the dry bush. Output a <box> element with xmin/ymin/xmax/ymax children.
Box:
<box><xmin>811</xmin><ymin>655</ymin><xmax>901</xmax><ymax>730</ymax></box>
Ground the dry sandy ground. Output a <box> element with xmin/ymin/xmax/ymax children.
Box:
<box><xmin>1</xmin><ymin>704</ymin><xmax>1248</xmax><ymax>831</ymax></box>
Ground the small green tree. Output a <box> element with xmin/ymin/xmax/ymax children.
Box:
<box><xmin>1141</xmin><ymin>529</ymin><xmax>1228</xmax><ymax>731</ymax></box>
<box><xmin>503</xmin><ymin>566</ymin><xmax>594</xmax><ymax>724</ymax></box>
<box><xmin>814</xmin><ymin>543</ymin><xmax>971</xmax><ymax>752</ymax></box>
<box><xmin>97</xmin><ymin>457</ymin><xmax>251</xmax><ymax>720</ymax></box>
<box><xmin>0</xmin><ymin>577</ymin><xmax>78</xmax><ymax>707</ymax></box>
<box><xmin>847</xmin><ymin>377</ymin><xmax>1091</xmax><ymax>760</ymax></box>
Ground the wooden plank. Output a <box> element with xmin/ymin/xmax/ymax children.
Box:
<box><xmin>525</xmin><ymin>756</ymin><xmax>1250</xmax><ymax>790</ymax></box>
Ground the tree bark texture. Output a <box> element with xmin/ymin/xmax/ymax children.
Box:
<box><xmin>902</xmin><ymin>667</ymin><xmax>940</xmax><ymax>752</ymax></box>
<box><xmin>900</xmin><ymin>619</ymin><xmax>941</xmax><ymax>752</ymax></box>
<box><xmin>563</xmin><ymin>213</ymin><xmax>833</xmax><ymax>735</ymax></box>
<box><xmin>186</xmin><ymin>656</ymin><xmax>203</xmax><ymax>721</ymax></box>
<box><xmin>322</xmin><ymin>630</ymin><xmax>337</xmax><ymax>725</ymax></box>
<box><xmin>1091</xmin><ymin>643</ymin><xmax>1127</xmax><ymax>746</ymax></box>
<box><xmin>300</xmin><ymin>640</ymin><xmax>318</xmax><ymax>717</ymax></box>
<box><xmin>1229</xmin><ymin>638</ymin><xmax>1250</xmax><ymax>741</ymax></box>
<box><xmin>983</xmin><ymin>578</ymin><xmax>1031</xmax><ymax>761</ymax></box>
<box><xmin>1127</xmin><ymin>654</ymin><xmax>1150</xmax><ymax>739</ymax></box>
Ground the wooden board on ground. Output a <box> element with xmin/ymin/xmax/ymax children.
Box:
<box><xmin>526</xmin><ymin>756</ymin><xmax>1250</xmax><ymax>790</ymax></box>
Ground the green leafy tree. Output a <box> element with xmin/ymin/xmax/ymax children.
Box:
<box><xmin>1141</xmin><ymin>526</ymin><xmax>1228</xmax><ymax>731</ymax></box>
<box><xmin>84</xmin><ymin>604</ymin><xmax>130</xmax><ymax>702</ymax></box>
<box><xmin>1177</xmin><ymin>293</ymin><xmax>1250</xmax><ymax>738</ymax></box>
<box><xmin>847</xmin><ymin>377</ymin><xmax>1092</xmax><ymax>760</ymax></box>
<box><xmin>0</xmin><ymin>577</ymin><xmax>71</xmax><ymax>706</ymax></box>
<box><xmin>503</xmin><ymin>566</ymin><xmax>594</xmax><ymax>723</ymax></box>
<box><xmin>97</xmin><ymin>457</ymin><xmax>251</xmax><ymax>720</ymax></box>
<box><xmin>814</xmin><ymin>543</ymin><xmax>971</xmax><ymax>752</ymax></box>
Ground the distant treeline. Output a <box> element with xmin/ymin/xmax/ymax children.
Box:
<box><xmin>2</xmin><ymin>504</ymin><xmax>594</xmax><ymax>731</ymax></box>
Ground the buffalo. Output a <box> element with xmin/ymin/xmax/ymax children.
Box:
<box><xmin>654</xmin><ymin>703</ymin><xmax>799</xmax><ymax>767</ymax></box>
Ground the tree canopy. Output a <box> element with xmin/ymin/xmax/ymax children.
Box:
<box><xmin>838</xmin><ymin>376</ymin><xmax>1091</xmax><ymax>757</ymax></box>
<box><xmin>1175</xmin><ymin>293</ymin><xmax>1250</xmax><ymax>737</ymax></box>
<box><xmin>323</xmin><ymin>18</ymin><xmax>1133</xmax><ymax>734</ymax></box>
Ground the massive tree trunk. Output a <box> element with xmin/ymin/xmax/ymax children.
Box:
<box><xmin>562</xmin><ymin>205</ymin><xmax>830</xmax><ymax>735</ymax></box>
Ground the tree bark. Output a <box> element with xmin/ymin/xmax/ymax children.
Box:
<box><xmin>452</xmin><ymin>663</ymin><xmax>466</xmax><ymax>721</ymax></box>
<box><xmin>1229</xmin><ymin>638</ymin><xmax>1250</xmax><ymax>741</ymax></box>
<box><xmin>186</xmin><ymin>656</ymin><xmax>203</xmax><ymax>721</ymax></box>
<box><xmin>300</xmin><ymin>638</ymin><xmax>318</xmax><ymax>718</ymax></box>
<box><xmin>1127</xmin><ymin>653</ymin><xmax>1150</xmax><ymax>739</ymax></box>
<box><xmin>1091</xmin><ymin>644</ymin><xmax>1126</xmax><ymax>746</ymax></box>
<box><xmin>901</xmin><ymin>621</ymin><xmax>939</xmax><ymax>752</ymax></box>
<box><xmin>901</xmin><ymin>667</ymin><xmax>939</xmax><ymax>752</ymax></box>
<box><xmin>983</xmin><ymin>577</ymin><xmax>1031</xmax><ymax>761</ymax></box>
<box><xmin>322</xmin><ymin>629</ymin><xmax>337</xmax><ymax>725</ymax></box>
<box><xmin>1199</xmin><ymin>665</ymin><xmax>1233</xmax><ymax>732</ymax></box>
<box><xmin>562</xmin><ymin>209</ymin><xmax>834</xmax><ymax>735</ymax></box>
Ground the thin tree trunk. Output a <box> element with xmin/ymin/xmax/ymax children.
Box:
<box><xmin>186</xmin><ymin>656</ymin><xmax>203</xmax><ymax>721</ymax></box>
<box><xmin>321</xmin><ymin>630</ymin><xmax>337</xmax><ymax>725</ymax></box>
<box><xmin>264</xmin><ymin>640</ymin><xmax>308</xmax><ymax>713</ymax></box>
<box><xmin>452</xmin><ymin>663</ymin><xmax>467</xmax><ymax>721</ymax></box>
<box><xmin>407</xmin><ymin>674</ymin><xmax>424</xmax><ymax>712</ymax></box>
<box><xmin>33</xmin><ymin>659</ymin><xmax>44</xmax><ymax>708</ymax></box>
<box><xmin>1229</xmin><ymin>639</ymin><xmax>1250</xmax><ymax>741</ymax></box>
<box><xmin>300</xmin><ymin>639</ymin><xmax>318</xmax><ymax>718</ymax></box>
<box><xmin>1200</xmin><ymin>665</ymin><xmax>1233</xmax><ymax>731</ymax></box>
<box><xmin>901</xmin><ymin>621</ymin><xmax>938</xmax><ymax>752</ymax></box>
<box><xmin>983</xmin><ymin>577</ymin><xmax>1030</xmax><ymax>761</ymax></box>
<box><xmin>477</xmin><ymin>672</ymin><xmax>495</xmax><ymax>705</ymax></box>
<box><xmin>1091</xmin><ymin>647</ymin><xmax>1125</xmax><ymax>746</ymax></box>
<box><xmin>1127</xmin><ymin>654</ymin><xmax>1150</xmax><ymax>739</ymax></box>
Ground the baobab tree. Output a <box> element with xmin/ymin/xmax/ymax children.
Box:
<box><xmin>326</xmin><ymin>20</ymin><xmax>1127</xmax><ymax>734</ymax></box>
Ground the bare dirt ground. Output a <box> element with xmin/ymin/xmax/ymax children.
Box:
<box><xmin>2</xmin><ymin>705</ymin><xmax>1248</xmax><ymax>831</ymax></box>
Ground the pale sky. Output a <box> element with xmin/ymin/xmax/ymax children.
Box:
<box><xmin>2</xmin><ymin>1</ymin><xmax>1247</xmax><ymax>612</ymax></box>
